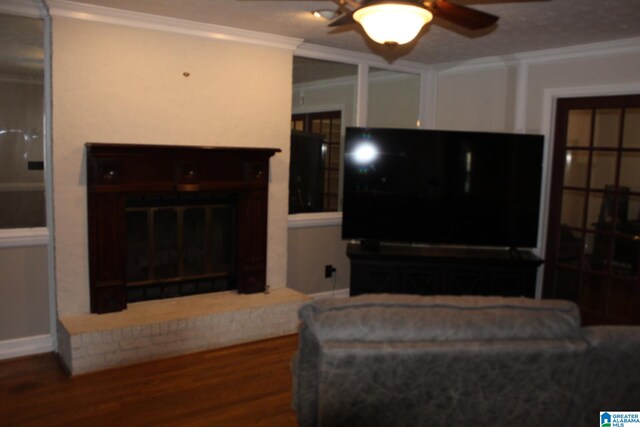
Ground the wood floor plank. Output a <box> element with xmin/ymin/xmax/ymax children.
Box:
<box><xmin>0</xmin><ymin>334</ymin><xmax>299</xmax><ymax>427</ymax></box>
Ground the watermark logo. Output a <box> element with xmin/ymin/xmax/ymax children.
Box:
<box><xmin>601</xmin><ymin>412</ymin><xmax>640</xmax><ymax>427</ymax></box>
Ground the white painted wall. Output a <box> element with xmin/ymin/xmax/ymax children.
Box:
<box><xmin>368</xmin><ymin>71</ymin><xmax>421</xmax><ymax>129</ymax></box>
<box><xmin>0</xmin><ymin>246</ymin><xmax>49</xmax><ymax>340</ymax></box>
<box><xmin>287</xmin><ymin>225</ymin><xmax>350</xmax><ymax>294</ymax></box>
<box><xmin>435</xmin><ymin>63</ymin><xmax>517</xmax><ymax>132</ymax></box>
<box><xmin>526</xmin><ymin>50</ymin><xmax>640</xmax><ymax>132</ymax></box>
<box><xmin>52</xmin><ymin>17</ymin><xmax>293</xmax><ymax>315</ymax></box>
<box><xmin>292</xmin><ymin>77</ymin><xmax>357</xmax><ymax>125</ymax></box>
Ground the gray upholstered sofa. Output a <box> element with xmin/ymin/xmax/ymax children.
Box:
<box><xmin>292</xmin><ymin>294</ymin><xmax>640</xmax><ymax>427</ymax></box>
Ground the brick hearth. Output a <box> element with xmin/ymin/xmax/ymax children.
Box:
<box><xmin>57</xmin><ymin>288</ymin><xmax>309</xmax><ymax>375</ymax></box>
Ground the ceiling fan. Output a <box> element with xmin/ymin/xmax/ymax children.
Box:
<box><xmin>242</xmin><ymin>0</ymin><xmax>545</xmax><ymax>46</ymax></box>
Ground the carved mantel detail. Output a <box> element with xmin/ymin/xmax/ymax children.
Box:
<box><xmin>86</xmin><ymin>143</ymin><xmax>280</xmax><ymax>314</ymax></box>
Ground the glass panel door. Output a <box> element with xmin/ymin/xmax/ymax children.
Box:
<box><xmin>544</xmin><ymin>95</ymin><xmax>640</xmax><ymax>325</ymax></box>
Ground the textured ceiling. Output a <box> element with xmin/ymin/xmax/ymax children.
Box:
<box><xmin>68</xmin><ymin>0</ymin><xmax>640</xmax><ymax>65</ymax></box>
<box><xmin>2</xmin><ymin>0</ymin><xmax>640</xmax><ymax>79</ymax></box>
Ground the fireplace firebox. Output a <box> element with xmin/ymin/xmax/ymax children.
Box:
<box><xmin>86</xmin><ymin>143</ymin><xmax>280</xmax><ymax>314</ymax></box>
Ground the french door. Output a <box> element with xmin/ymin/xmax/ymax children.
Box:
<box><xmin>543</xmin><ymin>95</ymin><xmax>640</xmax><ymax>325</ymax></box>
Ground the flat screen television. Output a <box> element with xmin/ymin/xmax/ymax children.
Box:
<box><xmin>342</xmin><ymin>127</ymin><xmax>544</xmax><ymax>249</ymax></box>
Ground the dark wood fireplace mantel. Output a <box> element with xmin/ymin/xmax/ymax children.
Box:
<box><xmin>86</xmin><ymin>143</ymin><xmax>280</xmax><ymax>314</ymax></box>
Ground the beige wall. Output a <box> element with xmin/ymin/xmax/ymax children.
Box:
<box><xmin>52</xmin><ymin>17</ymin><xmax>293</xmax><ymax>315</ymax></box>
<box><xmin>435</xmin><ymin>64</ymin><xmax>517</xmax><ymax>132</ymax></box>
<box><xmin>287</xmin><ymin>225</ymin><xmax>350</xmax><ymax>294</ymax></box>
<box><xmin>0</xmin><ymin>246</ymin><xmax>49</xmax><ymax>340</ymax></box>
<box><xmin>526</xmin><ymin>51</ymin><xmax>640</xmax><ymax>131</ymax></box>
<box><xmin>368</xmin><ymin>71</ymin><xmax>421</xmax><ymax>128</ymax></box>
<box><xmin>434</xmin><ymin>51</ymin><xmax>640</xmax><ymax>134</ymax></box>
<box><xmin>292</xmin><ymin>78</ymin><xmax>357</xmax><ymax>125</ymax></box>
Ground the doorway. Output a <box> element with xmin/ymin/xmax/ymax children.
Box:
<box><xmin>543</xmin><ymin>94</ymin><xmax>640</xmax><ymax>325</ymax></box>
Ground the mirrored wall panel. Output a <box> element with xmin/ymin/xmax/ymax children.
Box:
<box><xmin>0</xmin><ymin>13</ymin><xmax>45</xmax><ymax>228</ymax></box>
<box><xmin>290</xmin><ymin>57</ymin><xmax>357</xmax><ymax>213</ymax></box>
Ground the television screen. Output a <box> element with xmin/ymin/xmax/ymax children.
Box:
<box><xmin>342</xmin><ymin>127</ymin><xmax>544</xmax><ymax>248</ymax></box>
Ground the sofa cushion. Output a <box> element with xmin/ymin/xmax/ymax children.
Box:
<box><xmin>299</xmin><ymin>294</ymin><xmax>581</xmax><ymax>343</ymax></box>
<box><xmin>316</xmin><ymin>338</ymin><xmax>587</xmax><ymax>427</ymax></box>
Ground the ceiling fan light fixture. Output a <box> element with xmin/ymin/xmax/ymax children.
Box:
<box><xmin>312</xmin><ymin>9</ymin><xmax>339</xmax><ymax>21</ymax></box>
<box><xmin>353</xmin><ymin>1</ymin><xmax>433</xmax><ymax>45</ymax></box>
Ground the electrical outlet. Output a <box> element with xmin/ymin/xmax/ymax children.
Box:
<box><xmin>324</xmin><ymin>265</ymin><xmax>336</xmax><ymax>278</ymax></box>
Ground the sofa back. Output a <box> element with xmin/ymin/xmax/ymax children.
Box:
<box><xmin>300</xmin><ymin>294</ymin><xmax>582</xmax><ymax>343</ymax></box>
<box><xmin>293</xmin><ymin>295</ymin><xmax>589</xmax><ymax>427</ymax></box>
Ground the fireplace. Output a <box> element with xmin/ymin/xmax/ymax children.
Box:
<box><xmin>86</xmin><ymin>143</ymin><xmax>280</xmax><ymax>314</ymax></box>
<box><xmin>124</xmin><ymin>192</ymin><xmax>237</xmax><ymax>302</ymax></box>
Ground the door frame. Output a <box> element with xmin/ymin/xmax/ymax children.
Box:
<box><xmin>538</xmin><ymin>83</ymin><xmax>640</xmax><ymax>298</ymax></box>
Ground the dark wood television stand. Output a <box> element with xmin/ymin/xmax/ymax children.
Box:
<box><xmin>347</xmin><ymin>243</ymin><xmax>543</xmax><ymax>297</ymax></box>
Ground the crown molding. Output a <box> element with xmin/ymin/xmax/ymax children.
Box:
<box><xmin>514</xmin><ymin>36</ymin><xmax>640</xmax><ymax>64</ymax></box>
<box><xmin>296</xmin><ymin>42</ymin><xmax>429</xmax><ymax>74</ymax></box>
<box><xmin>0</xmin><ymin>0</ymin><xmax>46</xmax><ymax>18</ymax></box>
<box><xmin>46</xmin><ymin>0</ymin><xmax>302</xmax><ymax>51</ymax></box>
<box><xmin>431</xmin><ymin>36</ymin><xmax>640</xmax><ymax>74</ymax></box>
<box><xmin>293</xmin><ymin>74</ymin><xmax>357</xmax><ymax>91</ymax></box>
<box><xmin>293</xmin><ymin>67</ymin><xmax>420</xmax><ymax>92</ymax></box>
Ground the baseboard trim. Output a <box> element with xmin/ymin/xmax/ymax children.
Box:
<box><xmin>310</xmin><ymin>288</ymin><xmax>350</xmax><ymax>300</ymax></box>
<box><xmin>0</xmin><ymin>334</ymin><xmax>54</xmax><ymax>361</ymax></box>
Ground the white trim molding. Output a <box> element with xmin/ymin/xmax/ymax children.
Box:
<box><xmin>296</xmin><ymin>42</ymin><xmax>428</xmax><ymax>74</ymax></box>
<box><xmin>356</xmin><ymin>64</ymin><xmax>369</xmax><ymax>127</ymax></box>
<box><xmin>0</xmin><ymin>334</ymin><xmax>54</xmax><ymax>361</ymax></box>
<box><xmin>513</xmin><ymin>61</ymin><xmax>530</xmax><ymax>134</ymax></box>
<box><xmin>288</xmin><ymin>212</ymin><xmax>342</xmax><ymax>229</ymax></box>
<box><xmin>419</xmin><ymin>70</ymin><xmax>437</xmax><ymax>129</ymax></box>
<box><xmin>431</xmin><ymin>37</ymin><xmax>640</xmax><ymax>73</ymax></box>
<box><xmin>0</xmin><ymin>228</ymin><xmax>49</xmax><ymax>248</ymax></box>
<box><xmin>47</xmin><ymin>0</ymin><xmax>302</xmax><ymax>51</ymax></box>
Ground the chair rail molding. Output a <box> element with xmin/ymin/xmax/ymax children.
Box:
<box><xmin>0</xmin><ymin>228</ymin><xmax>49</xmax><ymax>248</ymax></box>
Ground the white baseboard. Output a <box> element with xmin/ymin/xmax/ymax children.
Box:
<box><xmin>310</xmin><ymin>288</ymin><xmax>350</xmax><ymax>300</ymax></box>
<box><xmin>0</xmin><ymin>334</ymin><xmax>54</xmax><ymax>361</ymax></box>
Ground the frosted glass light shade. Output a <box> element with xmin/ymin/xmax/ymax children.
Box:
<box><xmin>353</xmin><ymin>2</ymin><xmax>433</xmax><ymax>45</ymax></box>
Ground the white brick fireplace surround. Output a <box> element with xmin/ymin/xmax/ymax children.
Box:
<box><xmin>57</xmin><ymin>288</ymin><xmax>309</xmax><ymax>375</ymax></box>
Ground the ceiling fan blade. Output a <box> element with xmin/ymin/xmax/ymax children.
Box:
<box><xmin>428</xmin><ymin>0</ymin><xmax>499</xmax><ymax>30</ymax></box>
<box><xmin>461</xmin><ymin>0</ymin><xmax>550</xmax><ymax>3</ymax></box>
<box><xmin>328</xmin><ymin>11</ymin><xmax>356</xmax><ymax>27</ymax></box>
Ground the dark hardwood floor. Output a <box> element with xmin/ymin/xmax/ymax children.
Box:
<box><xmin>0</xmin><ymin>334</ymin><xmax>300</xmax><ymax>426</ymax></box>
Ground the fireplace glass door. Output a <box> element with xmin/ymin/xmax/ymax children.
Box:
<box><xmin>125</xmin><ymin>194</ymin><xmax>236</xmax><ymax>302</ymax></box>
